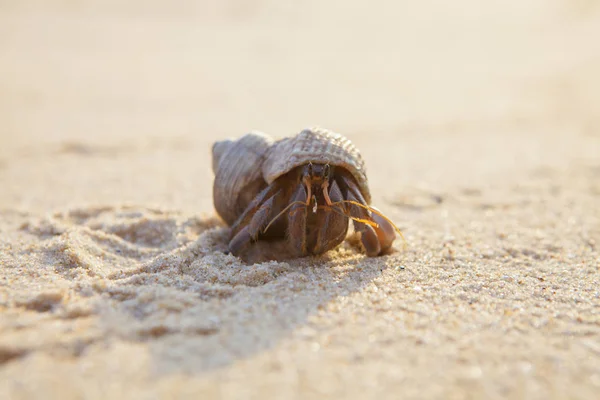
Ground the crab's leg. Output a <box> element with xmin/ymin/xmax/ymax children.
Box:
<box><xmin>368</xmin><ymin>206</ymin><xmax>397</xmax><ymax>253</ymax></box>
<box><xmin>312</xmin><ymin>179</ymin><xmax>349</xmax><ymax>254</ymax></box>
<box><xmin>346</xmin><ymin>194</ymin><xmax>382</xmax><ymax>256</ymax></box>
<box><xmin>229</xmin><ymin>189</ymin><xmax>282</xmax><ymax>256</ymax></box>
<box><xmin>287</xmin><ymin>183</ymin><xmax>309</xmax><ymax>257</ymax></box>
<box><xmin>230</xmin><ymin>182</ymin><xmax>281</xmax><ymax>238</ymax></box>
<box><xmin>338</xmin><ymin>175</ymin><xmax>396</xmax><ymax>256</ymax></box>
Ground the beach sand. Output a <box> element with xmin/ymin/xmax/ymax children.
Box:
<box><xmin>1</xmin><ymin>1</ymin><xmax>600</xmax><ymax>398</ymax></box>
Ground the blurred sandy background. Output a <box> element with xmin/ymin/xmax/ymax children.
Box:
<box><xmin>1</xmin><ymin>1</ymin><xmax>600</xmax><ymax>399</ymax></box>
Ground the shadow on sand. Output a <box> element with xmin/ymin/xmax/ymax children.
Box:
<box><xmin>17</xmin><ymin>205</ymin><xmax>400</xmax><ymax>374</ymax></box>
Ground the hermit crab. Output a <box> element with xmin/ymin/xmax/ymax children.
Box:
<box><xmin>212</xmin><ymin>127</ymin><xmax>403</xmax><ymax>259</ymax></box>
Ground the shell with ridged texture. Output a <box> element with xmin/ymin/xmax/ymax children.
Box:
<box><xmin>212</xmin><ymin>131</ymin><xmax>274</xmax><ymax>225</ymax></box>
<box><xmin>262</xmin><ymin>127</ymin><xmax>371</xmax><ymax>203</ymax></box>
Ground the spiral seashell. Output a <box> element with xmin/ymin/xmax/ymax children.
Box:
<box><xmin>212</xmin><ymin>131</ymin><xmax>274</xmax><ymax>225</ymax></box>
<box><xmin>261</xmin><ymin>127</ymin><xmax>371</xmax><ymax>203</ymax></box>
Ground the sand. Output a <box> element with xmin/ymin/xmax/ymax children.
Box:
<box><xmin>1</xmin><ymin>1</ymin><xmax>600</xmax><ymax>399</ymax></box>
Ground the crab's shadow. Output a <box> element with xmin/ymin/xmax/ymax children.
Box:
<box><xmin>153</xmin><ymin>247</ymin><xmax>387</xmax><ymax>374</ymax></box>
<box><xmin>23</xmin><ymin>205</ymin><xmax>396</xmax><ymax>374</ymax></box>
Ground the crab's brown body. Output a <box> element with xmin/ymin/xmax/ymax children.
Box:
<box><xmin>211</xmin><ymin>127</ymin><xmax>401</xmax><ymax>259</ymax></box>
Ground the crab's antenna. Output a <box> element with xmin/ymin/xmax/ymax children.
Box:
<box><xmin>262</xmin><ymin>200</ymin><xmax>307</xmax><ymax>234</ymax></box>
<box><xmin>317</xmin><ymin>205</ymin><xmax>380</xmax><ymax>228</ymax></box>
<box><xmin>330</xmin><ymin>200</ymin><xmax>407</xmax><ymax>245</ymax></box>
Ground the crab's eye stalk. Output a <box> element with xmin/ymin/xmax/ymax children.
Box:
<box><xmin>307</xmin><ymin>162</ymin><xmax>313</xmax><ymax>176</ymax></box>
<box><xmin>323</xmin><ymin>164</ymin><xmax>331</xmax><ymax>180</ymax></box>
